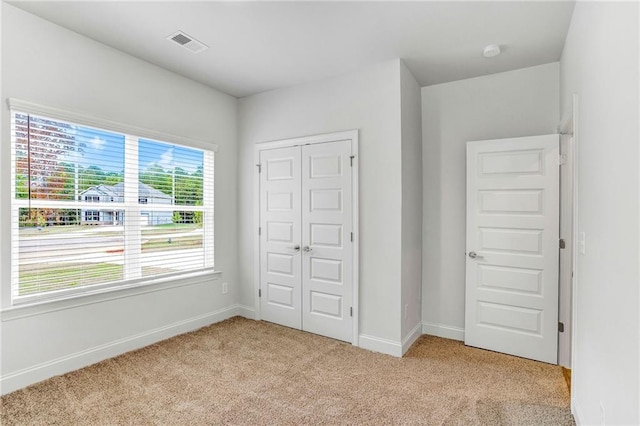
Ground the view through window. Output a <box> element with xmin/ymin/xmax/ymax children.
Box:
<box><xmin>11</xmin><ymin>111</ymin><xmax>214</xmax><ymax>302</ymax></box>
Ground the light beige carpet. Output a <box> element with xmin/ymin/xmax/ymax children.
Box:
<box><xmin>1</xmin><ymin>317</ymin><xmax>574</xmax><ymax>425</ymax></box>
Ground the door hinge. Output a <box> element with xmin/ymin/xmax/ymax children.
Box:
<box><xmin>558</xmin><ymin>154</ymin><xmax>567</xmax><ymax>166</ymax></box>
<box><xmin>258</xmin><ymin>289</ymin><xmax>262</xmax><ymax>298</ymax></box>
<box><xmin>350</xmin><ymin>232</ymin><xmax>353</xmax><ymax>242</ymax></box>
<box><xmin>350</xmin><ymin>307</ymin><xmax>353</xmax><ymax>317</ymax></box>
<box><xmin>258</xmin><ymin>227</ymin><xmax>262</xmax><ymax>236</ymax></box>
<box><xmin>558</xmin><ymin>322</ymin><xmax>564</xmax><ymax>333</ymax></box>
<box><xmin>559</xmin><ymin>238</ymin><xmax>566</xmax><ymax>249</ymax></box>
<box><xmin>350</xmin><ymin>155</ymin><xmax>355</xmax><ymax>167</ymax></box>
<box><xmin>256</xmin><ymin>163</ymin><xmax>262</xmax><ymax>173</ymax></box>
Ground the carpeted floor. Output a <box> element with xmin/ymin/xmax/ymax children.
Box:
<box><xmin>1</xmin><ymin>317</ymin><xmax>574</xmax><ymax>425</ymax></box>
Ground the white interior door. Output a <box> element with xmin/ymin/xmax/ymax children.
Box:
<box><xmin>259</xmin><ymin>137</ymin><xmax>354</xmax><ymax>343</ymax></box>
<box><xmin>301</xmin><ymin>141</ymin><xmax>353</xmax><ymax>342</ymax></box>
<box><xmin>260</xmin><ymin>146</ymin><xmax>302</xmax><ymax>329</ymax></box>
<box><xmin>465</xmin><ymin>135</ymin><xmax>560</xmax><ymax>364</ymax></box>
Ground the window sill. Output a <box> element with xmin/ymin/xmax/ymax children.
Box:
<box><xmin>1</xmin><ymin>270</ymin><xmax>222</xmax><ymax>322</ymax></box>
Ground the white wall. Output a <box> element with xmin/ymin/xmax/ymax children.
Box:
<box><xmin>238</xmin><ymin>60</ymin><xmax>405</xmax><ymax>350</ymax></box>
<box><xmin>400</xmin><ymin>62</ymin><xmax>423</xmax><ymax>346</ymax></box>
<box><xmin>560</xmin><ymin>2</ymin><xmax>639</xmax><ymax>424</ymax></box>
<box><xmin>421</xmin><ymin>63</ymin><xmax>560</xmax><ymax>339</ymax></box>
<box><xmin>0</xmin><ymin>4</ymin><xmax>239</xmax><ymax>394</ymax></box>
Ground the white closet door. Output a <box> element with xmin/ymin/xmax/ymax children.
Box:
<box><xmin>259</xmin><ymin>146</ymin><xmax>302</xmax><ymax>330</ymax></box>
<box><xmin>301</xmin><ymin>140</ymin><xmax>353</xmax><ymax>342</ymax></box>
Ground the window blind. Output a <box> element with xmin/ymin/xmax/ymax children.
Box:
<box><xmin>10</xmin><ymin>110</ymin><xmax>214</xmax><ymax>303</ymax></box>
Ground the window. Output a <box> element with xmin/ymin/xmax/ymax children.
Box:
<box><xmin>85</xmin><ymin>211</ymin><xmax>100</xmax><ymax>222</ymax></box>
<box><xmin>10</xmin><ymin>105</ymin><xmax>214</xmax><ymax>303</ymax></box>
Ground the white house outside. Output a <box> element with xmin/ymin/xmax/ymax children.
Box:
<box><xmin>80</xmin><ymin>182</ymin><xmax>173</xmax><ymax>225</ymax></box>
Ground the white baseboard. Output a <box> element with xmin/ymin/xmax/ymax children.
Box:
<box><xmin>401</xmin><ymin>322</ymin><xmax>423</xmax><ymax>355</ymax></box>
<box><xmin>571</xmin><ymin>398</ymin><xmax>584</xmax><ymax>425</ymax></box>
<box><xmin>422</xmin><ymin>321</ymin><xmax>465</xmax><ymax>341</ymax></box>
<box><xmin>237</xmin><ymin>304</ymin><xmax>256</xmax><ymax>320</ymax></box>
<box><xmin>358</xmin><ymin>334</ymin><xmax>403</xmax><ymax>357</ymax></box>
<box><xmin>1</xmin><ymin>305</ymin><xmax>238</xmax><ymax>396</ymax></box>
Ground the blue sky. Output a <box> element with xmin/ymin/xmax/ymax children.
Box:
<box><xmin>139</xmin><ymin>139</ymin><xmax>203</xmax><ymax>174</ymax></box>
<box><xmin>74</xmin><ymin>126</ymin><xmax>203</xmax><ymax>174</ymax></box>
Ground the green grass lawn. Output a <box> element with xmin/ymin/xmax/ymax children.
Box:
<box><xmin>19</xmin><ymin>223</ymin><xmax>201</xmax><ymax>238</ymax></box>
<box><xmin>142</xmin><ymin>237</ymin><xmax>202</xmax><ymax>252</ymax></box>
<box><xmin>19</xmin><ymin>263</ymin><xmax>123</xmax><ymax>295</ymax></box>
<box><xmin>19</xmin><ymin>262</ymin><xmax>180</xmax><ymax>295</ymax></box>
<box><xmin>18</xmin><ymin>223</ymin><xmax>203</xmax><ymax>296</ymax></box>
<box><xmin>148</xmin><ymin>223</ymin><xmax>199</xmax><ymax>229</ymax></box>
<box><xmin>141</xmin><ymin>224</ymin><xmax>202</xmax><ymax>236</ymax></box>
<box><xmin>19</xmin><ymin>225</ymin><xmax>86</xmax><ymax>236</ymax></box>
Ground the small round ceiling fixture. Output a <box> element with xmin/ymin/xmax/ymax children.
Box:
<box><xmin>483</xmin><ymin>44</ymin><xmax>501</xmax><ymax>58</ymax></box>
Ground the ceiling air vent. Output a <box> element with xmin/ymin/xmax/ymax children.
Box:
<box><xmin>167</xmin><ymin>31</ymin><xmax>208</xmax><ymax>54</ymax></box>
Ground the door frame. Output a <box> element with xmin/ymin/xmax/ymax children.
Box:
<box><xmin>558</xmin><ymin>95</ymin><xmax>577</xmax><ymax>368</ymax></box>
<box><xmin>558</xmin><ymin>133</ymin><xmax>574</xmax><ymax>368</ymax></box>
<box><xmin>558</xmin><ymin>94</ymin><xmax>579</xmax><ymax>375</ymax></box>
<box><xmin>253</xmin><ymin>130</ymin><xmax>360</xmax><ymax>346</ymax></box>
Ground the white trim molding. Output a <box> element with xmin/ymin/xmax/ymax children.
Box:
<box><xmin>421</xmin><ymin>321</ymin><xmax>465</xmax><ymax>341</ymax></box>
<box><xmin>0</xmin><ymin>305</ymin><xmax>239</xmax><ymax>396</ymax></box>
<box><xmin>401</xmin><ymin>322</ymin><xmax>423</xmax><ymax>355</ymax></box>
<box><xmin>1</xmin><ymin>271</ymin><xmax>222</xmax><ymax>321</ymax></box>
<box><xmin>254</xmin><ymin>129</ymin><xmax>358</xmax><ymax>151</ymax></box>
<box><xmin>237</xmin><ymin>304</ymin><xmax>256</xmax><ymax>320</ymax></box>
<box><xmin>358</xmin><ymin>334</ymin><xmax>403</xmax><ymax>357</ymax></box>
<box><xmin>572</xmin><ymin>399</ymin><xmax>585</xmax><ymax>426</ymax></box>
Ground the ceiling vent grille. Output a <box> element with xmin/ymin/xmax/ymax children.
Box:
<box><xmin>167</xmin><ymin>31</ymin><xmax>208</xmax><ymax>54</ymax></box>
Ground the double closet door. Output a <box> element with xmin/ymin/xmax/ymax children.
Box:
<box><xmin>259</xmin><ymin>139</ymin><xmax>353</xmax><ymax>343</ymax></box>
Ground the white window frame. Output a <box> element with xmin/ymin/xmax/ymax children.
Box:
<box><xmin>8</xmin><ymin>98</ymin><xmax>218</xmax><ymax>306</ymax></box>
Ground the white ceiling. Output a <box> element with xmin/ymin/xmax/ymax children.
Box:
<box><xmin>8</xmin><ymin>1</ymin><xmax>575</xmax><ymax>98</ymax></box>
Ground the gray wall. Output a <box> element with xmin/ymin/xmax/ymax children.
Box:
<box><xmin>400</xmin><ymin>62</ymin><xmax>423</xmax><ymax>343</ymax></box>
<box><xmin>421</xmin><ymin>63</ymin><xmax>560</xmax><ymax>339</ymax></box>
<box><xmin>238</xmin><ymin>60</ymin><xmax>405</xmax><ymax>350</ymax></box>
<box><xmin>0</xmin><ymin>4</ymin><xmax>239</xmax><ymax>394</ymax></box>
<box><xmin>560</xmin><ymin>2</ymin><xmax>639</xmax><ymax>424</ymax></box>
